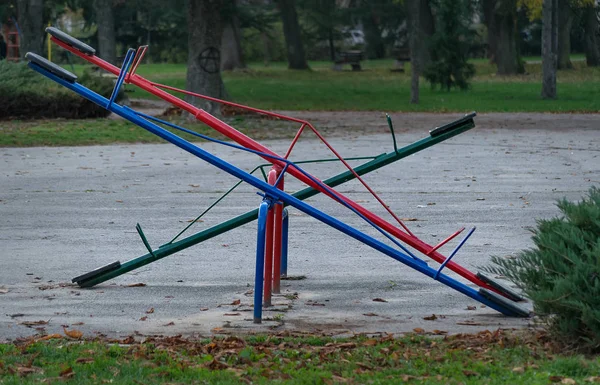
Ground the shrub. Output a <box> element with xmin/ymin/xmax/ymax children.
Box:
<box><xmin>484</xmin><ymin>187</ymin><xmax>600</xmax><ymax>352</ymax></box>
<box><xmin>0</xmin><ymin>60</ymin><xmax>124</xmax><ymax>120</ymax></box>
<box><xmin>423</xmin><ymin>0</ymin><xmax>476</xmax><ymax>90</ymax></box>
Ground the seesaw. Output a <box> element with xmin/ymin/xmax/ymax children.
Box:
<box><xmin>24</xmin><ymin>28</ymin><xmax>528</xmax><ymax>322</ymax></box>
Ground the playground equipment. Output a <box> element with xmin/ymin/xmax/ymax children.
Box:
<box><xmin>25</xmin><ymin>27</ymin><xmax>529</xmax><ymax>322</ymax></box>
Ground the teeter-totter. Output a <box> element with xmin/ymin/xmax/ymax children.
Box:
<box><xmin>25</xmin><ymin>27</ymin><xmax>529</xmax><ymax>322</ymax></box>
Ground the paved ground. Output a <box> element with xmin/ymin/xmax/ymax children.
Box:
<box><xmin>1</xmin><ymin>112</ymin><xmax>598</xmax><ymax>341</ymax></box>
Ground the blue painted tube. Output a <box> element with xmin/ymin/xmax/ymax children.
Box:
<box><xmin>28</xmin><ymin>64</ymin><xmax>521</xmax><ymax>317</ymax></box>
<box><xmin>254</xmin><ymin>200</ymin><xmax>270</xmax><ymax>323</ymax></box>
<box><xmin>107</xmin><ymin>49</ymin><xmax>135</xmax><ymax>109</ymax></box>
<box><xmin>434</xmin><ymin>227</ymin><xmax>476</xmax><ymax>280</ymax></box>
<box><xmin>281</xmin><ymin>208</ymin><xmax>289</xmax><ymax>277</ymax></box>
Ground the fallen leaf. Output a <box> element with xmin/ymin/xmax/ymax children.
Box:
<box><xmin>413</xmin><ymin>328</ymin><xmax>425</xmax><ymax>334</ymax></box>
<box><xmin>37</xmin><ymin>334</ymin><xmax>62</xmax><ymax>341</ymax></box>
<box><xmin>549</xmin><ymin>376</ymin><xmax>564</xmax><ymax>383</ymax></box>
<box><xmin>146</xmin><ymin>307</ymin><xmax>154</xmax><ymax>314</ymax></box>
<box><xmin>20</xmin><ymin>320</ymin><xmax>49</xmax><ymax>327</ymax></box>
<box><xmin>59</xmin><ymin>367</ymin><xmax>75</xmax><ymax>379</ymax></box>
<box><xmin>230</xmin><ymin>299</ymin><xmax>241</xmax><ymax>306</ymax></box>
<box><xmin>75</xmin><ymin>358</ymin><xmax>95</xmax><ymax>364</ymax></box>
<box><xmin>72</xmin><ymin>322</ymin><xmax>85</xmax><ymax>326</ymax></box>
<box><xmin>463</xmin><ymin>370</ymin><xmax>479</xmax><ymax>377</ymax></box>
<box><xmin>64</xmin><ymin>328</ymin><xmax>83</xmax><ymax>339</ymax></box>
<box><xmin>456</xmin><ymin>321</ymin><xmax>482</xmax><ymax>326</ymax></box>
<box><xmin>127</xmin><ymin>283</ymin><xmax>146</xmax><ymax>287</ymax></box>
<box><xmin>561</xmin><ymin>379</ymin><xmax>576</xmax><ymax>385</ymax></box>
<box><xmin>362</xmin><ymin>339</ymin><xmax>378</xmax><ymax>346</ymax></box>
<box><xmin>512</xmin><ymin>367</ymin><xmax>525</xmax><ymax>374</ymax></box>
<box><xmin>400</xmin><ymin>218</ymin><xmax>419</xmax><ymax>221</ymax></box>
<box><xmin>401</xmin><ymin>375</ymin><xmax>417</xmax><ymax>381</ymax></box>
<box><xmin>363</xmin><ymin>313</ymin><xmax>378</xmax><ymax>317</ymax></box>
<box><xmin>200</xmin><ymin>308</ymin><xmax>209</xmax><ymax>311</ymax></box>
<box><xmin>423</xmin><ymin>314</ymin><xmax>437</xmax><ymax>321</ymax></box>
<box><xmin>372</xmin><ymin>298</ymin><xmax>388</xmax><ymax>303</ymax></box>
<box><xmin>163</xmin><ymin>322</ymin><xmax>175</xmax><ymax>326</ymax></box>
<box><xmin>432</xmin><ymin>330</ymin><xmax>448</xmax><ymax>335</ymax></box>
<box><xmin>466</xmin><ymin>306</ymin><xmax>477</xmax><ymax>311</ymax></box>
<box><xmin>585</xmin><ymin>377</ymin><xmax>600</xmax><ymax>383</ymax></box>
<box><xmin>16</xmin><ymin>366</ymin><xmax>42</xmax><ymax>376</ymax></box>
<box><xmin>205</xmin><ymin>359</ymin><xmax>228</xmax><ymax>370</ymax></box>
<box><xmin>0</xmin><ymin>286</ymin><xmax>8</xmax><ymax>294</ymax></box>
<box><xmin>139</xmin><ymin>316</ymin><xmax>148</xmax><ymax>321</ymax></box>
<box><xmin>7</xmin><ymin>313</ymin><xmax>25</xmax><ymax>318</ymax></box>
<box><xmin>224</xmin><ymin>313</ymin><xmax>241</xmax><ymax>316</ymax></box>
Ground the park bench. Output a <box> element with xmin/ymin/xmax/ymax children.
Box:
<box><xmin>333</xmin><ymin>50</ymin><xmax>363</xmax><ymax>71</ymax></box>
<box><xmin>392</xmin><ymin>47</ymin><xmax>411</xmax><ymax>72</ymax></box>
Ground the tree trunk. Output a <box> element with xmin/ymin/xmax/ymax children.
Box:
<box><xmin>557</xmin><ymin>0</ymin><xmax>573</xmax><ymax>70</ymax></box>
<box><xmin>582</xmin><ymin>5</ymin><xmax>600</xmax><ymax>67</ymax></box>
<box><xmin>418</xmin><ymin>0</ymin><xmax>434</xmax><ymax>67</ymax></box>
<box><xmin>363</xmin><ymin>11</ymin><xmax>385</xmax><ymax>59</ymax></box>
<box><xmin>16</xmin><ymin>0</ymin><xmax>43</xmax><ymax>59</ymax></box>
<box><xmin>482</xmin><ymin>0</ymin><xmax>497</xmax><ymax>63</ymax></box>
<box><xmin>277</xmin><ymin>0</ymin><xmax>309</xmax><ymax>69</ymax></box>
<box><xmin>220</xmin><ymin>5</ymin><xmax>246</xmax><ymax>71</ymax></box>
<box><xmin>541</xmin><ymin>0</ymin><xmax>557</xmax><ymax>99</ymax></box>
<box><xmin>407</xmin><ymin>0</ymin><xmax>421</xmax><ymax>104</ymax></box>
<box><xmin>494</xmin><ymin>1</ymin><xmax>524</xmax><ymax>75</ymax></box>
<box><xmin>94</xmin><ymin>0</ymin><xmax>116</xmax><ymax>65</ymax></box>
<box><xmin>186</xmin><ymin>0</ymin><xmax>227</xmax><ymax>116</ymax></box>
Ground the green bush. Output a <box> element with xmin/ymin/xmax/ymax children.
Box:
<box><xmin>0</xmin><ymin>60</ymin><xmax>124</xmax><ymax>120</ymax></box>
<box><xmin>484</xmin><ymin>187</ymin><xmax>600</xmax><ymax>352</ymax></box>
<box><xmin>423</xmin><ymin>0</ymin><xmax>476</xmax><ymax>90</ymax></box>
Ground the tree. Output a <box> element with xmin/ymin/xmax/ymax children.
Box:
<box><xmin>407</xmin><ymin>0</ymin><xmax>424</xmax><ymax>103</ymax></box>
<box><xmin>94</xmin><ymin>0</ymin><xmax>116</xmax><ymax>65</ymax></box>
<box><xmin>581</xmin><ymin>3</ymin><xmax>600</xmax><ymax>66</ymax></box>
<box><xmin>557</xmin><ymin>0</ymin><xmax>574</xmax><ymax>69</ymax></box>
<box><xmin>541</xmin><ymin>0</ymin><xmax>557</xmax><ymax>99</ymax></box>
<box><xmin>186</xmin><ymin>0</ymin><xmax>227</xmax><ymax>115</ymax></box>
<box><xmin>276</xmin><ymin>0</ymin><xmax>309</xmax><ymax>69</ymax></box>
<box><xmin>221</xmin><ymin>0</ymin><xmax>246</xmax><ymax>71</ymax></box>
<box><xmin>520</xmin><ymin>0</ymin><xmax>596</xmax><ymax>68</ymax></box>
<box><xmin>16</xmin><ymin>0</ymin><xmax>43</xmax><ymax>59</ymax></box>
<box><xmin>423</xmin><ymin>0</ymin><xmax>475</xmax><ymax>90</ymax></box>
<box><xmin>494</xmin><ymin>0</ymin><xmax>525</xmax><ymax>74</ymax></box>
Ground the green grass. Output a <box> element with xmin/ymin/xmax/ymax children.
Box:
<box><xmin>59</xmin><ymin>57</ymin><xmax>600</xmax><ymax>113</ymax></box>
<box><xmin>0</xmin><ymin>331</ymin><xmax>599</xmax><ymax>384</ymax></box>
<box><xmin>0</xmin><ymin>115</ymin><xmax>300</xmax><ymax>147</ymax></box>
<box><xmin>2</xmin><ymin>56</ymin><xmax>598</xmax><ymax>147</ymax></box>
<box><xmin>65</xmin><ymin>57</ymin><xmax>600</xmax><ymax>113</ymax></box>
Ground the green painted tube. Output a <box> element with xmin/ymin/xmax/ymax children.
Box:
<box><xmin>76</xmin><ymin>115</ymin><xmax>475</xmax><ymax>287</ymax></box>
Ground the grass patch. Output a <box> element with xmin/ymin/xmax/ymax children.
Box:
<box><xmin>63</xmin><ymin>57</ymin><xmax>600</xmax><ymax>113</ymax></box>
<box><xmin>0</xmin><ymin>330</ymin><xmax>598</xmax><ymax>384</ymax></box>
<box><xmin>0</xmin><ymin>116</ymin><xmax>301</xmax><ymax>147</ymax></box>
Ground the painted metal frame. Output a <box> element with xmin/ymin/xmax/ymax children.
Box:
<box><xmin>26</xmin><ymin>59</ymin><xmax>528</xmax><ymax>319</ymax></box>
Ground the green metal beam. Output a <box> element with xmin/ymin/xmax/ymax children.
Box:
<box><xmin>75</xmin><ymin>114</ymin><xmax>475</xmax><ymax>287</ymax></box>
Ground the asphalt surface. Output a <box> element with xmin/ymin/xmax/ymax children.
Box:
<box><xmin>1</xmin><ymin>113</ymin><xmax>598</xmax><ymax>341</ymax></box>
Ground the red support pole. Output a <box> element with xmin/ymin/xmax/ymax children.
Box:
<box><xmin>264</xmin><ymin>170</ymin><xmax>277</xmax><ymax>306</ymax></box>
<box><xmin>273</xmin><ymin>170</ymin><xmax>284</xmax><ymax>294</ymax></box>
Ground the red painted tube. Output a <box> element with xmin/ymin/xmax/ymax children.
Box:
<box><xmin>52</xmin><ymin>37</ymin><xmax>498</xmax><ymax>293</ymax></box>
<box><xmin>264</xmin><ymin>170</ymin><xmax>278</xmax><ymax>306</ymax></box>
<box><xmin>427</xmin><ymin>227</ymin><xmax>465</xmax><ymax>256</ymax></box>
<box><xmin>273</xmin><ymin>170</ymin><xmax>284</xmax><ymax>294</ymax></box>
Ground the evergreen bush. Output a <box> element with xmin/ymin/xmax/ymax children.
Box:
<box><xmin>423</xmin><ymin>0</ymin><xmax>476</xmax><ymax>90</ymax></box>
<box><xmin>0</xmin><ymin>60</ymin><xmax>124</xmax><ymax>120</ymax></box>
<box><xmin>484</xmin><ymin>187</ymin><xmax>600</xmax><ymax>352</ymax></box>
